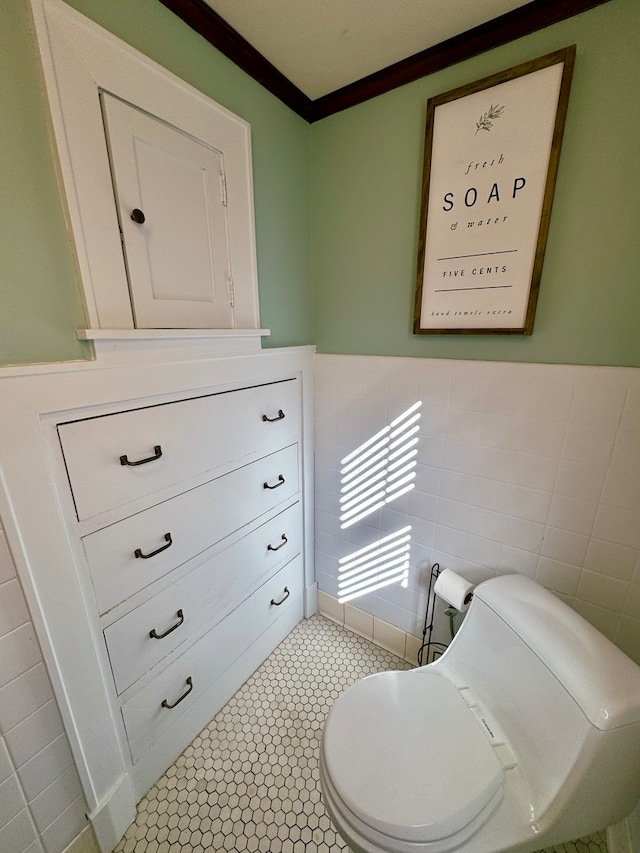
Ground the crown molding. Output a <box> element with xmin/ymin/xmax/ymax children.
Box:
<box><xmin>158</xmin><ymin>0</ymin><xmax>313</xmax><ymax>120</ymax></box>
<box><xmin>159</xmin><ymin>0</ymin><xmax>614</xmax><ymax>123</ymax></box>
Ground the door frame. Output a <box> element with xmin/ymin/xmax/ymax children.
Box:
<box><xmin>29</xmin><ymin>0</ymin><xmax>260</xmax><ymax>331</ymax></box>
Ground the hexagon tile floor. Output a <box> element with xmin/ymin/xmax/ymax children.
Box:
<box><xmin>113</xmin><ymin>614</ymin><xmax>608</xmax><ymax>853</ymax></box>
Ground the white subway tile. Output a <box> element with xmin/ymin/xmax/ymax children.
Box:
<box><xmin>313</xmin><ymin>361</ymin><xmax>337</xmax><ymax>396</ymax></box>
<box><xmin>464</xmin><ymin>534</ymin><xmax>500</xmax><ymax>570</ymax></box>
<box><xmin>468</xmin><ymin>507</ymin><xmax>504</xmax><ymax>542</ymax></box>
<box><xmin>541</xmin><ymin>528</ymin><xmax>589</xmax><ymax>568</ymax></box>
<box><xmin>407</xmin><ymin>517</ymin><xmax>435</xmax><ymax>549</ymax></box>
<box><xmin>317</xmin><ymin>590</ymin><xmax>344</xmax><ymax>624</ymax></box>
<box><xmin>436</xmin><ymin>499</ymin><xmax>470</xmax><ymax>533</ymax></box>
<box><xmin>434</xmin><ymin>525</ymin><xmax>467</xmax><ymax>560</ymax></box>
<box><xmin>577</xmin><ymin>571</ymin><xmax>629</xmax><ymax>612</ymax></box>
<box><xmin>601</xmin><ymin>465</ymin><xmax>640</xmax><ymax>512</ymax></box>
<box><xmin>5</xmin><ymin>700</ymin><xmax>64</xmax><ymax>770</ymax></box>
<box><xmin>442</xmin><ymin>440</ymin><xmax>478</xmax><ymax>475</ymax></box>
<box><xmin>336</xmin><ymin>368</ymin><xmax>361</xmax><ymax>398</ymax></box>
<box><xmin>0</xmin><ymin>664</ymin><xmax>54</xmax><ymax>734</ymax></box>
<box><xmin>416</xmin><ymin>374</ymin><xmax>450</xmax><ymax>408</ymax></box>
<box><xmin>0</xmin><ymin>579</ymin><xmax>31</xmax><ymax>639</ymax></box>
<box><xmin>554</xmin><ymin>460</ymin><xmax>607</xmax><ymax>502</ymax></box>
<box><xmin>343</xmin><ymin>604</ymin><xmax>373</xmax><ymax>641</ymax></box>
<box><xmin>29</xmin><ymin>766</ymin><xmax>83</xmax><ymax>835</ymax></box>
<box><xmin>439</xmin><ymin>470</ymin><xmax>473</xmax><ymax>504</ymax></box>
<box><xmin>519</xmin><ymin>418</ymin><xmax>566</xmax><ymax>458</ymax></box>
<box><xmin>480</xmin><ymin>413</ymin><xmax>521</xmax><ymax>450</ymax></box>
<box><xmin>414</xmin><ymin>436</ymin><xmax>443</xmax><ymax>471</ymax></box>
<box><xmin>498</xmin><ymin>545</ymin><xmax>539</xmax><ymax>578</ymax></box>
<box><xmin>611</xmin><ymin>430</ymin><xmax>640</xmax><ymax>472</ymax></box>
<box><xmin>501</xmin><ymin>517</ymin><xmax>545</xmax><ymax>554</ymax></box>
<box><xmin>0</xmin><ymin>808</ymin><xmax>38</xmax><ymax>853</ymax></box>
<box><xmin>547</xmin><ymin>494</ymin><xmax>597</xmax><ymax>537</ymax></box>
<box><xmin>584</xmin><ymin>539</ymin><xmax>639</xmax><ymax>582</ymax></box>
<box><xmin>418</xmin><ymin>404</ymin><xmax>448</xmax><ymax>439</ymax></box>
<box><xmin>572</xmin><ymin>600</ymin><xmax>620</xmax><ymax>642</ymax></box>
<box><xmin>562</xmin><ymin>422</ymin><xmax>616</xmax><ymax>468</ymax></box>
<box><xmin>16</xmin><ymin>735</ymin><xmax>74</xmax><ymax>802</ymax></box>
<box><xmin>449</xmin><ymin>376</ymin><xmax>488</xmax><ymax>412</ymax></box>
<box><xmin>315</xmin><ymin>355</ymin><xmax>640</xmax><ymax>666</ymax></box>
<box><xmin>407</xmin><ymin>491</ymin><xmax>438</xmax><ymax>524</ymax></box>
<box><xmin>536</xmin><ymin>558</ymin><xmax>581</xmax><ymax>597</ymax></box>
<box><xmin>314</xmin><ymin>392</ymin><xmax>337</xmax><ymax>432</ymax></box>
<box><xmin>570</xmin><ymin>386</ymin><xmax>627</xmax><ymax>428</ymax></box>
<box><xmin>40</xmin><ymin>795</ymin><xmax>87</xmax><ymax>853</ymax></box>
<box><xmin>593</xmin><ymin>505</ymin><xmax>640</xmax><ymax>550</ymax></box>
<box><xmin>372</xmin><ymin>617</ymin><xmax>405</xmax><ymax>658</ymax></box>
<box><xmin>387</xmin><ymin>375</ymin><xmax>418</xmax><ymax>415</ymax></box>
<box><xmin>503</xmin><ymin>484</ymin><xmax>552</xmax><ymax>524</ymax></box>
<box><xmin>0</xmin><ymin>624</ymin><xmax>43</xmax><ymax>690</ymax></box>
<box><xmin>623</xmin><ymin>584</ymin><xmax>640</xmax><ymax>620</ymax></box>
<box><xmin>615</xmin><ymin>615</ymin><xmax>640</xmax><ymax>664</ymax></box>
<box><xmin>446</xmin><ymin>409</ymin><xmax>482</xmax><ymax>444</ymax></box>
<box><xmin>524</xmin><ymin>383</ymin><xmax>573</xmax><ymax>422</ymax></box>
<box><xmin>0</xmin><ymin>739</ymin><xmax>14</xmax><ymax>785</ymax></box>
<box><xmin>621</xmin><ymin>389</ymin><xmax>640</xmax><ymax>432</ymax></box>
<box><xmin>413</xmin><ymin>464</ymin><xmax>441</xmax><ymax>497</ymax></box>
<box><xmin>0</xmin><ymin>530</ymin><xmax>18</xmax><ymax>585</ymax></box>
<box><xmin>0</xmin><ymin>773</ymin><xmax>28</xmax><ymax>829</ymax></box>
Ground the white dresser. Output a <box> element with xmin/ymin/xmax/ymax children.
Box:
<box><xmin>0</xmin><ymin>341</ymin><xmax>315</xmax><ymax>852</ymax></box>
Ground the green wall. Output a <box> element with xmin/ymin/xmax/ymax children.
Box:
<box><xmin>311</xmin><ymin>0</ymin><xmax>640</xmax><ymax>366</ymax></box>
<box><xmin>2</xmin><ymin>0</ymin><xmax>639</xmax><ymax>367</ymax></box>
<box><xmin>0</xmin><ymin>0</ymin><xmax>312</xmax><ymax>365</ymax></box>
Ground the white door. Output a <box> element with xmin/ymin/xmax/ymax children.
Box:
<box><xmin>101</xmin><ymin>93</ymin><xmax>234</xmax><ymax>329</ymax></box>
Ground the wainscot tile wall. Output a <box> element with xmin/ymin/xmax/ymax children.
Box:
<box><xmin>314</xmin><ymin>354</ymin><xmax>640</xmax><ymax>664</ymax></box>
<box><xmin>0</xmin><ymin>523</ymin><xmax>93</xmax><ymax>853</ymax></box>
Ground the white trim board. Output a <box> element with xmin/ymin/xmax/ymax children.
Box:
<box><xmin>0</xmin><ymin>343</ymin><xmax>315</xmax><ymax>852</ymax></box>
<box><xmin>29</xmin><ymin>0</ymin><xmax>260</xmax><ymax>332</ymax></box>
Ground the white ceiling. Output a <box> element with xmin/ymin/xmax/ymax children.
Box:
<box><xmin>203</xmin><ymin>0</ymin><xmax>531</xmax><ymax>100</ymax></box>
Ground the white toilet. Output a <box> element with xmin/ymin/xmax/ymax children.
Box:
<box><xmin>320</xmin><ymin>574</ymin><xmax>640</xmax><ymax>853</ymax></box>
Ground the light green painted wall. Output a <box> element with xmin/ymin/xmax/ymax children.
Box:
<box><xmin>311</xmin><ymin>0</ymin><xmax>640</xmax><ymax>366</ymax></box>
<box><xmin>0</xmin><ymin>0</ymin><xmax>312</xmax><ymax>365</ymax></box>
<box><xmin>3</xmin><ymin>0</ymin><xmax>639</xmax><ymax>367</ymax></box>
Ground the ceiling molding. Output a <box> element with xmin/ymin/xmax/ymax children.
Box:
<box><xmin>158</xmin><ymin>0</ymin><xmax>613</xmax><ymax>124</ymax></box>
<box><xmin>158</xmin><ymin>0</ymin><xmax>314</xmax><ymax>120</ymax></box>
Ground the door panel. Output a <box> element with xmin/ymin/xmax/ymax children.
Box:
<box><xmin>101</xmin><ymin>93</ymin><xmax>234</xmax><ymax>329</ymax></box>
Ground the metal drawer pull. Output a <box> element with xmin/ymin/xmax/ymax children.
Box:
<box><xmin>262</xmin><ymin>409</ymin><xmax>285</xmax><ymax>423</ymax></box>
<box><xmin>135</xmin><ymin>532</ymin><xmax>172</xmax><ymax>560</ymax></box>
<box><xmin>161</xmin><ymin>676</ymin><xmax>193</xmax><ymax>710</ymax></box>
<box><xmin>270</xmin><ymin>587</ymin><xmax>290</xmax><ymax>607</ymax></box>
<box><xmin>263</xmin><ymin>474</ymin><xmax>285</xmax><ymax>490</ymax></box>
<box><xmin>149</xmin><ymin>609</ymin><xmax>184</xmax><ymax>640</ymax></box>
<box><xmin>267</xmin><ymin>534</ymin><xmax>288</xmax><ymax>552</ymax></box>
<box><xmin>120</xmin><ymin>445</ymin><xmax>162</xmax><ymax>466</ymax></box>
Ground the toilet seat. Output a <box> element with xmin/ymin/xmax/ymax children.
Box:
<box><xmin>321</xmin><ymin>669</ymin><xmax>504</xmax><ymax>845</ymax></box>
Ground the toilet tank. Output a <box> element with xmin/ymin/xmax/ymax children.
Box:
<box><xmin>433</xmin><ymin>574</ymin><xmax>640</xmax><ymax>837</ymax></box>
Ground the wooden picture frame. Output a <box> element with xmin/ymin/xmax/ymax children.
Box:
<box><xmin>413</xmin><ymin>46</ymin><xmax>575</xmax><ymax>335</ymax></box>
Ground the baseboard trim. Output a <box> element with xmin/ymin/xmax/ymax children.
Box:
<box><xmin>62</xmin><ymin>825</ymin><xmax>100</xmax><ymax>853</ymax></box>
<box><xmin>317</xmin><ymin>590</ymin><xmax>420</xmax><ymax>664</ymax></box>
<box><xmin>607</xmin><ymin>818</ymin><xmax>633</xmax><ymax>853</ymax></box>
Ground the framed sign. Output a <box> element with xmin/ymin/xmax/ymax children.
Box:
<box><xmin>414</xmin><ymin>46</ymin><xmax>575</xmax><ymax>335</ymax></box>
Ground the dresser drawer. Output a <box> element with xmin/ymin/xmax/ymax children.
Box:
<box><xmin>58</xmin><ymin>379</ymin><xmax>300</xmax><ymax>520</ymax></box>
<box><xmin>105</xmin><ymin>502</ymin><xmax>302</xmax><ymax>694</ymax></box>
<box><xmin>83</xmin><ymin>443</ymin><xmax>299</xmax><ymax>614</ymax></box>
<box><xmin>121</xmin><ymin>556</ymin><xmax>302</xmax><ymax>761</ymax></box>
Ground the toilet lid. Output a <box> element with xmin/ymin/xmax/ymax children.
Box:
<box><xmin>322</xmin><ymin>669</ymin><xmax>504</xmax><ymax>844</ymax></box>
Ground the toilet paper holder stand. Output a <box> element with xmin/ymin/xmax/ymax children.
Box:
<box><xmin>417</xmin><ymin>563</ymin><xmax>448</xmax><ymax>666</ymax></box>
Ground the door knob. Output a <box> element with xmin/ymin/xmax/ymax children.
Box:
<box><xmin>130</xmin><ymin>208</ymin><xmax>146</xmax><ymax>224</ymax></box>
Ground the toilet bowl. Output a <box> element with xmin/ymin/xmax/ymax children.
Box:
<box><xmin>320</xmin><ymin>574</ymin><xmax>640</xmax><ymax>853</ymax></box>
